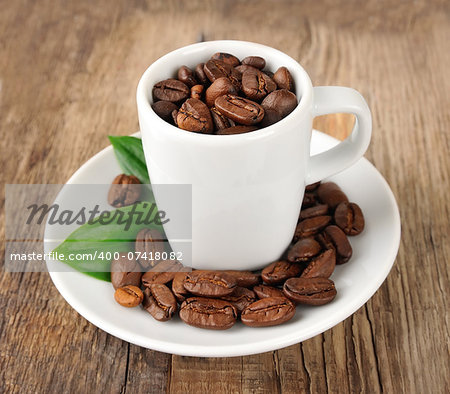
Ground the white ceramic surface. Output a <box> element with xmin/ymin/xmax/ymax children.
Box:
<box><xmin>45</xmin><ymin>130</ymin><xmax>400</xmax><ymax>357</ymax></box>
<box><xmin>137</xmin><ymin>40</ymin><xmax>372</xmax><ymax>270</ymax></box>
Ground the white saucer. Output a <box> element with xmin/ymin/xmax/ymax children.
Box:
<box><xmin>45</xmin><ymin>130</ymin><xmax>401</xmax><ymax>357</ymax></box>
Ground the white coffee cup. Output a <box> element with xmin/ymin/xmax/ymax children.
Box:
<box><xmin>137</xmin><ymin>40</ymin><xmax>371</xmax><ymax>271</ymax></box>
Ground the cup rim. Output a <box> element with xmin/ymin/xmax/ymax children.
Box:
<box><xmin>137</xmin><ymin>40</ymin><xmax>313</xmax><ymax>142</ymax></box>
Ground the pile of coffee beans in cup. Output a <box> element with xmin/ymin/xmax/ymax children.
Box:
<box><xmin>151</xmin><ymin>52</ymin><xmax>298</xmax><ymax>135</ymax></box>
<box><xmin>109</xmin><ymin>177</ymin><xmax>365</xmax><ymax>329</ymax></box>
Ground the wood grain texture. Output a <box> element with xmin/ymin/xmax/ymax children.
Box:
<box><xmin>1</xmin><ymin>0</ymin><xmax>449</xmax><ymax>393</ymax></box>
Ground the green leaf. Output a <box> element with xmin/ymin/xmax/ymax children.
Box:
<box><xmin>53</xmin><ymin>202</ymin><xmax>164</xmax><ymax>282</ymax></box>
<box><xmin>108</xmin><ymin>136</ymin><xmax>150</xmax><ymax>184</ymax></box>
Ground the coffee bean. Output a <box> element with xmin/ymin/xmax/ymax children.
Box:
<box><xmin>204</xmin><ymin>59</ymin><xmax>241</xmax><ymax>88</ymax></box>
<box><xmin>220</xmin><ymin>286</ymin><xmax>256</xmax><ymax>313</ymax></box>
<box><xmin>283</xmin><ymin>277</ymin><xmax>336</xmax><ymax>305</ymax></box>
<box><xmin>177</xmin><ymin>65</ymin><xmax>198</xmax><ymax>87</ymax></box>
<box><xmin>151</xmin><ymin>101</ymin><xmax>179</xmax><ymax>123</ymax></box>
<box><xmin>241</xmin><ymin>56</ymin><xmax>266</xmax><ymax>70</ymax></box>
<box><xmin>142</xmin><ymin>284</ymin><xmax>177</xmax><ymax>321</ymax></box>
<box><xmin>191</xmin><ymin>84</ymin><xmax>204</xmax><ymax>100</ymax></box>
<box><xmin>300</xmin><ymin>249</ymin><xmax>336</xmax><ymax>279</ymax></box>
<box><xmin>153</xmin><ymin>79</ymin><xmax>190</xmax><ymax>103</ymax></box>
<box><xmin>141</xmin><ymin>259</ymin><xmax>184</xmax><ymax>286</ymax></box>
<box><xmin>241</xmin><ymin>297</ymin><xmax>295</xmax><ymax>327</ymax></box>
<box><xmin>183</xmin><ymin>271</ymin><xmax>237</xmax><ymax>297</ymax></box>
<box><xmin>294</xmin><ymin>215</ymin><xmax>332</xmax><ymax>240</ymax></box>
<box><xmin>108</xmin><ymin>174</ymin><xmax>141</xmax><ymax>208</ymax></box>
<box><xmin>317</xmin><ymin>182</ymin><xmax>349</xmax><ymax>210</ymax></box>
<box><xmin>171</xmin><ymin>271</ymin><xmax>189</xmax><ymax>302</ymax></box>
<box><xmin>261</xmin><ymin>89</ymin><xmax>297</xmax><ymax>119</ymax></box>
<box><xmin>253</xmin><ymin>285</ymin><xmax>286</xmax><ymax>299</ymax></box>
<box><xmin>334</xmin><ymin>202</ymin><xmax>365</xmax><ymax>235</ymax></box>
<box><xmin>305</xmin><ymin>181</ymin><xmax>321</xmax><ymax>192</ymax></box>
<box><xmin>179</xmin><ymin>297</ymin><xmax>237</xmax><ymax>330</ymax></box>
<box><xmin>259</xmin><ymin>108</ymin><xmax>282</xmax><ymax>128</ymax></box>
<box><xmin>135</xmin><ymin>228</ymin><xmax>165</xmax><ymax>269</ymax></box>
<box><xmin>215</xmin><ymin>94</ymin><xmax>264</xmax><ymax>125</ymax></box>
<box><xmin>241</xmin><ymin>69</ymin><xmax>277</xmax><ymax>101</ymax></box>
<box><xmin>273</xmin><ymin>66</ymin><xmax>295</xmax><ymax>91</ymax></box>
<box><xmin>302</xmin><ymin>192</ymin><xmax>317</xmax><ymax>208</ymax></box>
<box><xmin>210</xmin><ymin>106</ymin><xmax>231</xmax><ymax>131</ymax></box>
<box><xmin>114</xmin><ymin>285</ymin><xmax>143</xmax><ymax>307</ymax></box>
<box><xmin>211</xmin><ymin>52</ymin><xmax>240</xmax><ymax>67</ymax></box>
<box><xmin>322</xmin><ymin>225</ymin><xmax>352</xmax><ymax>264</ymax></box>
<box><xmin>216</xmin><ymin>125</ymin><xmax>258</xmax><ymax>135</ymax></box>
<box><xmin>110</xmin><ymin>253</ymin><xmax>142</xmax><ymax>290</ymax></box>
<box><xmin>261</xmin><ymin>261</ymin><xmax>302</xmax><ymax>285</ymax></box>
<box><xmin>235</xmin><ymin>64</ymin><xmax>259</xmax><ymax>74</ymax></box>
<box><xmin>263</xmin><ymin>70</ymin><xmax>274</xmax><ymax>78</ymax></box>
<box><xmin>299</xmin><ymin>204</ymin><xmax>329</xmax><ymax>221</ymax></box>
<box><xmin>171</xmin><ymin>109</ymin><xmax>178</xmax><ymax>125</ymax></box>
<box><xmin>195</xmin><ymin>63</ymin><xmax>209</xmax><ymax>85</ymax></box>
<box><xmin>221</xmin><ymin>270</ymin><xmax>260</xmax><ymax>287</ymax></box>
<box><xmin>177</xmin><ymin>98</ymin><xmax>214</xmax><ymax>133</ymax></box>
<box><xmin>205</xmin><ymin>77</ymin><xmax>238</xmax><ymax>107</ymax></box>
<box><xmin>287</xmin><ymin>237</ymin><xmax>322</xmax><ymax>263</ymax></box>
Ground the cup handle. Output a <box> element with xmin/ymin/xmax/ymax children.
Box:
<box><xmin>306</xmin><ymin>86</ymin><xmax>372</xmax><ymax>184</ymax></box>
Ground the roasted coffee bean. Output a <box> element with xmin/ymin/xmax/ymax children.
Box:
<box><xmin>142</xmin><ymin>284</ymin><xmax>177</xmax><ymax>321</ymax></box>
<box><xmin>151</xmin><ymin>101</ymin><xmax>179</xmax><ymax>123</ymax></box>
<box><xmin>273</xmin><ymin>66</ymin><xmax>295</xmax><ymax>91</ymax></box>
<box><xmin>210</xmin><ymin>106</ymin><xmax>231</xmax><ymax>130</ymax></box>
<box><xmin>215</xmin><ymin>94</ymin><xmax>264</xmax><ymax>125</ymax></box>
<box><xmin>211</xmin><ymin>52</ymin><xmax>240</xmax><ymax>67</ymax></box>
<box><xmin>300</xmin><ymin>249</ymin><xmax>336</xmax><ymax>279</ymax></box>
<box><xmin>261</xmin><ymin>261</ymin><xmax>302</xmax><ymax>285</ymax></box>
<box><xmin>221</xmin><ymin>270</ymin><xmax>260</xmax><ymax>287</ymax></box>
<box><xmin>302</xmin><ymin>192</ymin><xmax>316</xmax><ymax>208</ymax></box>
<box><xmin>177</xmin><ymin>98</ymin><xmax>214</xmax><ymax>133</ymax></box>
<box><xmin>171</xmin><ymin>271</ymin><xmax>190</xmax><ymax>302</ymax></box>
<box><xmin>259</xmin><ymin>108</ymin><xmax>282</xmax><ymax>128</ymax></box>
<box><xmin>177</xmin><ymin>65</ymin><xmax>197</xmax><ymax>87</ymax></box>
<box><xmin>142</xmin><ymin>260</ymin><xmax>185</xmax><ymax>286</ymax></box>
<box><xmin>135</xmin><ymin>228</ymin><xmax>165</xmax><ymax>269</ymax></box>
<box><xmin>153</xmin><ymin>79</ymin><xmax>190</xmax><ymax>103</ymax></box>
<box><xmin>217</xmin><ymin>125</ymin><xmax>258</xmax><ymax>135</ymax></box>
<box><xmin>253</xmin><ymin>285</ymin><xmax>286</xmax><ymax>299</ymax></box>
<box><xmin>317</xmin><ymin>182</ymin><xmax>349</xmax><ymax>210</ymax></box>
<box><xmin>283</xmin><ymin>277</ymin><xmax>336</xmax><ymax>305</ymax></box>
<box><xmin>195</xmin><ymin>63</ymin><xmax>209</xmax><ymax>85</ymax></box>
<box><xmin>241</xmin><ymin>69</ymin><xmax>277</xmax><ymax>101</ymax></box>
<box><xmin>294</xmin><ymin>215</ymin><xmax>331</xmax><ymax>240</ymax></box>
<box><xmin>171</xmin><ymin>109</ymin><xmax>178</xmax><ymax>125</ymax></box>
<box><xmin>241</xmin><ymin>56</ymin><xmax>266</xmax><ymax>70</ymax></box>
<box><xmin>114</xmin><ymin>285</ymin><xmax>143</xmax><ymax>308</ymax></box>
<box><xmin>263</xmin><ymin>70</ymin><xmax>274</xmax><ymax>78</ymax></box>
<box><xmin>205</xmin><ymin>77</ymin><xmax>239</xmax><ymax>107</ymax></box>
<box><xmin>334</xmin><ymin>202</ymin><xmax>365</xmax><ymax>235</ymax></box>
<box><xmin>261</xmin><ymin>89</ymin><xmax>297</xmax><ymax>118</ymax></box>
<box><xmin>108</xmin><ymin>174</ymin><xmax>141</xmax><ymax>208</ymax></box>
<box><xmin>322</xmin><ymin>225</ymin><xmax>352</xmax><ymax>264</ymax></box>
<box><xmin>183</xmin><ymin>271</ymin><xmax>237</xmax><ymax>297</ymax></box>
<box><xmin>287</xmin><ymin>237</ymin><xmax>322</xmax><ymax>263</ymax></box>
<box><xmin>235</xmin><ymin>64</ymin><xmax>259</xmax><ymax>74</ymax></box>
<box><xmin>305</xmin><ymin>181</ymin><xmax>321</xmax><ymax>192</ymax></box>
<box><xmin>179</xmin><ymin>297</ymin><xmax>237</xmax><ymax>330</ymax></box>
<box><xmin>191</xmin><ymin>84</ymin><xmax>204</xmax><ymax>100</ymax></box>
<box><xmin>221</xmin><ymin>286</ymin><xmax>256</xmax><ymax>313</ymax></box>
<box><xmin>204</xmin><ymin>59</ymin><xmax>241</xmax><ymax>88</ymax></box>
<box><xmin>299</xmin><ymin>204</ymin><xmax>329</xmax><ymax>221</ymax></box>
<box><xmin>241</xmin><ymin>297</ymin><xmax>295</xmax><ymax>327</ymax></box>
<box><xmin>110</xmin><ymin>253</ymin><xmax>142</xmax><ymax>290</ymax></box>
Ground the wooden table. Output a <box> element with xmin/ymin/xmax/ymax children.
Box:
<box><xmin>1</xmin><ymin>1</ymin><xmax>449</xmax><ymax>392</ymax></box>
